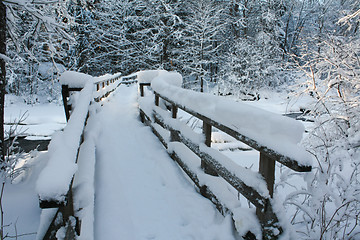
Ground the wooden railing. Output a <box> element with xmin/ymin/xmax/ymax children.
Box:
<box><xmin>38</xmin><ymin>73</ymin><xmax>137</xmax><ymax>240</ymax></box>
<box><xmin>138</xmin><ymin>81</ymin><xmax>312</xmax><ymax>240</ymax></box>
<box><xmin>61</xmin><ymin>73</ymin><xmax>123</xmax><ymax>121</ymax></box>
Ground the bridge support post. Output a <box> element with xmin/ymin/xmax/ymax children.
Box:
<box><xmin>62</xmin><ymin>85</ymin><xmax>71</xmax><ymax>121</ymax></box>
<box><xmin>171</xmin><ymin>105</ymin><xmax>177</xmax><ymax>119</ymax></box>
<box><xmin>201</xmin><ymin>122</ymin><xmax>218</xmax><ymax>176</ymax></box>
<box><xmin>256</xmin><ymin>152</ymin><xmax>282</xmax><ymax>240</ymax></box>
<box><xmin>155</xmin><ymin>94</ymin><xmax>160</xmax><ymax>106</ymax></box>
<box><xmin>139</xmin><ymin>83</ymin><xmax>151</xmax><ymax>97</ymax></box>
<box><xmin>258</xmin><ymin>152</ymin><xmax>275</xmax><ymax>197</ymax></box>
<box><xmin>170</xmin><ymin>105</ymin><xmax>179</xmax><ymax>142</ymax></box>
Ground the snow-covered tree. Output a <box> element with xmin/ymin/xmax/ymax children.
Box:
<box><xmin>218</xmin><ymin>0</ymin><xmax>286</xmax><ymax>98</ymax></box>
<box><xmin>284</xmin><ymin>5</ymin><xmax>360</xmax><ymax>238</ymax></box>
<box><xmin>179</xmin><ymin>0</ymin><xmax>224</xmax><ymax>91</ymax></box>
<box><xmin>0</xmin><ymin>0</ymin><xmax>72</xmax><ymax>162</ymax></box>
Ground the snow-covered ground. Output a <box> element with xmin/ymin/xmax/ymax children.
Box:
<box><xmin>5</xmin><ymin>94</ymin><xmax>66</xmax><ymax>139</ymax></box>
<box><xmin>3</xmin><ymin>95</ymin><xmax>66</xmax><ymax>240</ymax></box>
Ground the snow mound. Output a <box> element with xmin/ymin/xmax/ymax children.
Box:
<box><xmin>60</xmin><ymin>71</ymin><xmax>94</xmax><ymax>88</ymax></box>
<box><xmin>137</xmin><ymin>70</ymin><xmax>182</xmax><ymax>87</ymax></box>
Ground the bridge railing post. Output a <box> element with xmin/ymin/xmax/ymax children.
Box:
<box><xmin>201</xmin><ymin>121</ymin><xmax>218</xmax><ymax>176</ymax></box>
<box><xmin>62</xmin><ymin>85</ymin><xmax>70</xmax><ymax>121</ymax></box>
<box><xmin>155</xmin><ymin>94</ymin><xmax>160</xmax><ymax>106</ymax></box>
<box><xmin>170</xmin><ymin>104</ymin><xmax>180</xmax><ymax>142</ymax></box>
<box><xmin>258</xmin><ymin>152</ymin><xmax>275</xmax><ymax>197</ymax></box>
<box><xmin>139</xmin><ymin>83</ymin><xmax>151</xmax><ymax>97</ymax></box>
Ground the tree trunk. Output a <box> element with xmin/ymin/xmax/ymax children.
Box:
<box><xmin>0</xmin><ymin>1</ymin><xmax>6</xmax><ymax>162</ymax></box>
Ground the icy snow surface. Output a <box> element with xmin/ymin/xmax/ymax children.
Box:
<box><xmin>93</xmin><ymin>84</ymin><xmax>236</xmax><ymax>240</ymax></box>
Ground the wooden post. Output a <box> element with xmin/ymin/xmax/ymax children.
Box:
<box><xmin>107</xmin><ymin>80</ymin><xmax>109</xmax><ymax>86</ymax></box>
<box><xmin>102</xmin><ymin>82</ymin><xmax>105</xmax><ymax>88</ymax></box>
<box><xmin>170</xmin><ymin>105</ymin><xmax>179</xmax><ymax>142</ymax></box>
<box><xmin>62</xmin><ymin>85</ymin><xmax>70</xmax><ymax>121</ymax></box>
<box><xmin>171</xmin><ymin>105</ymin><xmax>178</xmax><ymax>119</ymax></box>
<box><xmin>140</xmin><ymin>84</ymin><xmax>145</xmax><ymax>97</ymax></box>
<box><xmin>97</xmin><ymin>84</ymin><xmax>100</xmax><ymax>91</ymax></box>
<box><xmin>155</xmin><ymin>94</ymin><xmax>160</xmax><ymax>106</ymax></box>
<box><xmin>258</xmin><ymin>152</ymin><xmax>275</xmax><ymax>197</ymax></box>
<box><xmin>256</xmin><ymin>152</ymin><xmax>281</xmax><ymax>240</ymax></box>
<box><xmin>201</xmin><ymin>121</ymin><xmax>217</xmax><ymax>176</ymax></box>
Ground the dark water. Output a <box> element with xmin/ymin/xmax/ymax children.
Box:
<box><xmin>283</xmin><ymin>112</ymin><xmax>314</xmax><ymax>122</ymax></box>
<box><xmin>5</xmin><ymin>137</ymin><xmax>50</xmax><ymax>153</ymax></box>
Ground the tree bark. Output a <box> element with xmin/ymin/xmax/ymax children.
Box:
<box><xmin>0</xmin><ymin>1</ymin><xmax>6</xmax><ymax>162</ymax></box>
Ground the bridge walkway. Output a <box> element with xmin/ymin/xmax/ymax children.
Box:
<box><xmin>92</xmin><ymin>84</ymin><xmax>236</xmax><ymax>240</ymax></box>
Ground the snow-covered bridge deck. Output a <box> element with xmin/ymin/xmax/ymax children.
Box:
<box><xmin>93</xmin><ymin>85</ymin><xmax>235</xmax><ymax>239</ymax></box>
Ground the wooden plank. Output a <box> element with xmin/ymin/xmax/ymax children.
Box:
<box><xmin>68</xmin><ymin>87</ymin><xmax>82</xmax><ymax>92</ymax></box>
<box><xmin>39</xmin><ymin>199</ymin><xmax>64</xmax><ymax>209</ymax></box>
<box><xmin>154</xmin><ymin>91</ymin><xmax>311</xmax><ymax>172</ymax></box>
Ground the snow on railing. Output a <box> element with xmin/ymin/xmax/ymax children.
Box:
<box><xmin>36</xmin><ymin>71</ymin><xmax>136</xmax><ymax>240</ymax></box>
<box><xmin>138</xmin><ymin>70</ymin><xmax>312</xmax><ymax>240</ymax></box>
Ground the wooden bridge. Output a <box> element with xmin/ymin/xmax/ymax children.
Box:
<box><xmin>35</xmin><ymin>70</ymin><xmax>312</xmax><ymax>240</ymax></box>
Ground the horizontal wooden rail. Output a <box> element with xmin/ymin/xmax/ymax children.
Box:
<box><xmin>154</xmin><ymin>92</ymin><xmax>311</xmax><ymax>173</ymax></box>
<box><xmin>138</xmin><ymin>80</ymin><xmax>312</xmax><ymax>240</ymax></box>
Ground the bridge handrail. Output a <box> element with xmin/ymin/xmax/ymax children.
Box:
<box><xmin>37</xmin><ymin>72</ymin><xmax>136</xmax><ymax>239</ymax></box>
<box><xmin>37</xmin><ymin>81</ymin><xmax>93</xmax><ymax>207</ymax></box>
<box><xmin>138</xmin><ymin>71</ymin><xmax>312</xmax><ymax>240</ymax></box>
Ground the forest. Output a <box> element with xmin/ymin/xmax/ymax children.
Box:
<box><xmin>0</xmin><ymin>0</ymin><xmax>360</xmax><ymax>239</ymax></box>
